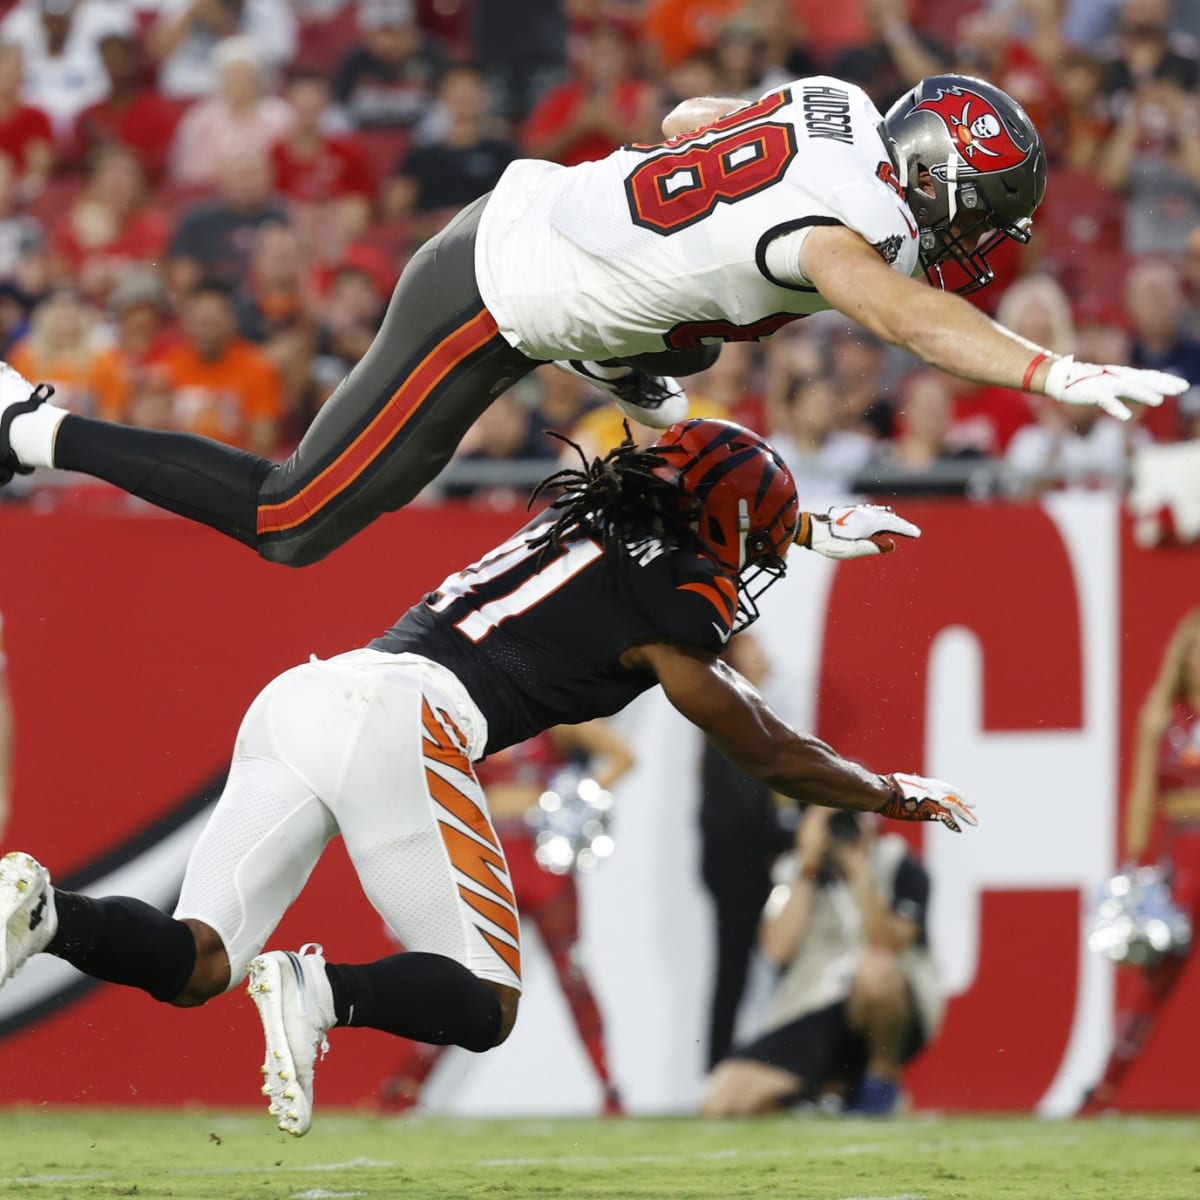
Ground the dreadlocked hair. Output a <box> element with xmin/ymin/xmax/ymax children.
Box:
<box><xmin>527</xmin><ymin>427</ymin><xmax>702</xmax><ymax>569</ymax></box>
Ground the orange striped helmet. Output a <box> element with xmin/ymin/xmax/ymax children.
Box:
<box><xmin>651</xmin><ymin>418</ymin><xmax>799</xmax><ymax>628</ymax></box>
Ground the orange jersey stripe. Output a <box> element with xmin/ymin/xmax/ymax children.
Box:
<box><xmin>421</xmin><ymin>700</ymin><xmax>474</xmax><ymax>776</ymax></box>
<box><xmin>437</xmin><ymin>820</ymin><xmax>516</xmax><ymax>910</ymax></box>
<box><xmin>458</xmin><ymin>883</ymin><xmax>521</xmax><ymax>950</ymax></box>
<box><xmin>426</xmin><ymin>768</ymin><xmax>501</xmax><ymax>855</ymax></box>
<box><xmin>256</xmin><ymin>308</ymin><xmax>499</xmax><ymax>535</ymax></box>
<box><xmin>478</xmin><ymin>926</ymin><xmax>522</xmax><ymax>980</ymax></box>
<box><xmin>678</xmin><ymin>577</ymin><xmax>737</xmax><ymax>622</ymax></box>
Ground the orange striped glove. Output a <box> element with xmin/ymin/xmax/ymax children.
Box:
<box><xmin>879</xmin><ymin>772</ymin><xmax>978</xmax><ymax>833</ymax></box>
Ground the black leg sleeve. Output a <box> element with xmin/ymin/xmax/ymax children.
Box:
<box><xmin>324</xmin><ymin>952</ymin><xmax>504</xmax><ymax>1052</ymax></box>
<box><xmin>54</xmin><ymin>416</ymin><xmax>272</xmax><ymax>551</ymax></box>
<box><xmin>48</xmin><ymin>892</ymin><xmax>198</xmax><ymax>1003</ymax></box>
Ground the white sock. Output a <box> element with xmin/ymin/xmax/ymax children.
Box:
<box><xmin>9</xmin><ymin>402</ymin><xmax>69</xmax><ymax>469</ymax></box>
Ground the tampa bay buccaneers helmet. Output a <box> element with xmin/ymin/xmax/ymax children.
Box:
<box><xmin>882</xmin><ymin>74</ymin><xmax>1046</xmax><ymax>295</ymax></box>
<box><xmin>651</xmin><ymin>418</ymin><xmax>799</xmax><ymax>631</ymax></box>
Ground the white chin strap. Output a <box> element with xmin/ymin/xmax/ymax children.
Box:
<box><xmin>736</xmin><ymin>498</ymin><xmax>750</xmax><ymax>570</ymax></box>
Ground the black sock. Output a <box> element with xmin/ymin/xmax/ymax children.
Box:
<box><xmin>48</xmin><ymin>892</ymin><xmax>198</xmax><ymax>1003</ymax></box>
<box><xmin>54</xmin><ymin>415</ymin><xmax>272</xmax><ymax>550</ymax></box>
<box><xmin>324</xmin><ymin>952</ymin><xmax>502</xmax><ymax>1051</ymax></box>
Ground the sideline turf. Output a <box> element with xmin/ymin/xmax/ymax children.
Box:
<box><xmin>0</xmin><ymin>1110</ymin><xmax>1197</xmax><ymax>1200</ymax></box>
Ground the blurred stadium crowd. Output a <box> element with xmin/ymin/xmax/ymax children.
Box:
<box><xmin>0</xmin><ymin>0</ymin><xmax>1199</xmax><ymax>509</ymax></box>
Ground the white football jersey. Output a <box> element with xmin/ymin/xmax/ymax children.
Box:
<box><xmin>474</xmin><ymin>77</ymin><xmax>921</xmax><ymax>362</ymax></box>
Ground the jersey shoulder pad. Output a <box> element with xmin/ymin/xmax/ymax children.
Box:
<box><xmin>635</xmin><ymin>546</ymin><xmax>738</xmax><ymax>653</ymax></box>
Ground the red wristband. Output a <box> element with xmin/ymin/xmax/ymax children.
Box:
<box><xmin>1022</xmin><ymin>351</ymin><xmax>1050</xmax><ymax>391</ymax></box>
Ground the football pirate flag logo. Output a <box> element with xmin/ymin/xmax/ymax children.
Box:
<box><xmin>914</xmin><ymin>86</ymin><xmax>1031</xmax><ymax>172</ymax></box>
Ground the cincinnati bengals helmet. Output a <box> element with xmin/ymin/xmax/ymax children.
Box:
<box><xmin>882</xmin><ymin>74</ymin><xmax>1046</xmax><ymax>295</ymax></box>
<box><xmin>651</xmin><ymin>418</ymin><xmax>799</xmax><ymax>630</ymax></box>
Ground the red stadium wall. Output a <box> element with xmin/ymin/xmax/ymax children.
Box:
<box><xmin>0</xmin><ymin>498</ymin><xmax>1197</xmax><ymax>1112</ymax></box>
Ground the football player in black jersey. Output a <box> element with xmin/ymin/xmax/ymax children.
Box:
<box><xmin>0</xmin><ymin>419</ymin><xmax>974</xmax><ymax>1136</ymax></box>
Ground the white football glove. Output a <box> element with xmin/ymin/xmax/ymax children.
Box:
<box><xmin>879</xmin><ymin>772</ymin><xmax>978</xmax><ymax>834</ymax></box>
<box><xmin>1043</xmin><ymin>355</ymin><xmax>1186</xmax><ymax>422</ymax></box>
<box><xmin>801</xmin><ymin>504</ymin><xmax>922</xmax><ymax>560</ymax></box>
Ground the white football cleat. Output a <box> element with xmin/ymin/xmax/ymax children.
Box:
<box><xmin>0</xmin><ymin>851</ymin><xmax>58</xmax><ymax>985</ymax></box>
<box><xmin>559</xmin><ymin>360</ymin><xmax>689</xmax><ymax>428</ymax></box>
<box><xmin>247</xmin><ymin>942</ymin><xmax>335</xmax><ymax>1137</ymax></box>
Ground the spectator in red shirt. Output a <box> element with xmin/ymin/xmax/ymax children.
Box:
<box><xmin>50</xmin><ymin>143</ymin><xmax>170</xmax><ymax>305</ymax></box>
<box><xmin>272</xmin><ymin>69</ymin><xmax>373</xmax><ymax>235</ymax></box>
<box><xmin>523</xmin><ymin>20</ymin><xmax>653</xmax><ymax>167</ymax></box>
<box><xmin>70</xmin><ymin>33</ymin><xmax>183</xmax><ymax>182</ymax></box>
<box><xmin>950</xmin><ymin>275</ymin><xmax>1069</xmax><ymax>457</ymax></box>
<box><xmin>0</xmin><ymin>44</ymin><xmax>53</xmax><ymax>197</ymax></box>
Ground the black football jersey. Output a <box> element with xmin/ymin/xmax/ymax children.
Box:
<box><xmin>370</xmin><ymin>515</ymin><xmax>739</xmax><ymax>755</ymax></box>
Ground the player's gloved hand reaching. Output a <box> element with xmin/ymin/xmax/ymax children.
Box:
<box><xmin>1043</xmin><ymin>356</ymin><xmax>1187</xmax><ymax>422</ymax></box>
<box><xmin>879</xmin><ymin>772</ymin><xmax>977</xmax><ymax>833</ymax></box>
<box><xmin>798</xmin><ymin>504</ymin><xmax>922</xmax><ymax>560</ymax></box>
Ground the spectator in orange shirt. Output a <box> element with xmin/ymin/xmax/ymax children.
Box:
<box><xmin>50</xmin><ymin>144</ymin><xmax>170</xmax><ymax>306</ymax></box>
<box><xmin>523</xmin><ymin>20</ymin><xmax>654</xmax><ymax>167</ymax></box>
<box><xmin>88</xmin><ymin>266</ymin><xmax>175</xmax><ymax>424</ymax></box>
<box><xmin>642</xmin><ymin>0</ymin><xmax>740</xmax><ymax>72</ymax></box>
<box><xmin>158</xmin><ymin>280</ymin><xmax>283</xmax><ymax>456</ymax></box>
<box><xmin>7</xmin><ymin>285</ymin><xmax>102</xmax><ymax>416</ymax></box>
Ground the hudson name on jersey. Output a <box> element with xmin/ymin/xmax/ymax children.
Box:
<box><xmin>474</xmin><ymin>76</ymin><xmax>921</xmax><ymax>362</ymax></box>
<box><xmin>372</xmin><ymin>516</ymin><xmax>738</xmax><ymax>755</ymax></box>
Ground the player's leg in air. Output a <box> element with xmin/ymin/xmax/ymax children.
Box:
<box><xmin>0</xmin><ymin>194</ymin><xmax>713</xmax><ymax>568</ymax></box>
<box><xmin>0</xmin><ymin>198</ymin><xmax>534</xmax><ymax>567</ymax></box>
<box><xmin>0</xmin><ymin>649</ymin><xmax>521</xmax><ymax>1136</ymax></box>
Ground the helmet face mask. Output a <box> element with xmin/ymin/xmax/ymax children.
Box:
<box><xmin>883</xmin><ymin>74</ymin><xmax>1046</xmax><ymax>295</ymax></box>
<box><xmin>650</xmin><ymin>420</ymin><xmax>799</xmax><ymax>632</ymax></box>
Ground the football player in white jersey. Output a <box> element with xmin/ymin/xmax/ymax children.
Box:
<box><xmin>0</xmin><ymin>73</ymin><xmax>1186</xmax><ymax>566</ymax></box>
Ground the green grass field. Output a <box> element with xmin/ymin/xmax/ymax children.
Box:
<box><xmin>0</xmin><ymin>1110</ymin><xmax>1197</xmax><ymax>1200</ymax></box>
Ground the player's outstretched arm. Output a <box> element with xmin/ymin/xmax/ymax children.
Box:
<box><xmin>796</xmin><ymin>504</ymin><xmax>922</xmax><ymax>560</ymax></box>
<box><xmin>626</xmin><ymin>640</ymin><xmax>976</xmax><ymax>832</ymax></box>
<box><xmin>798</xmin><ymin>225</ymin><xmax>1187</xmax><ymax>421</ymax></box>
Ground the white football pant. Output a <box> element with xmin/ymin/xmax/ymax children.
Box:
<box><xmin>174</xmin><ymin>649</ymin><xmax>522</xmax><ymax>992</ymax></box>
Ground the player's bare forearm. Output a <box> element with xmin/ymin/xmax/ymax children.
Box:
<box><xmin>661</xmin><ymin>96</ymin><xmax>749</xmax><ymax>139</ymax></box>
<box><xmin>632</xmin><ymin>641</ymin><xmax>892</xmax><ymax>813</ymax></box>
<box><xmin>799</xmin><ymin>225</ymin><xmax>1055</xmax><ymax>392</ymax></box>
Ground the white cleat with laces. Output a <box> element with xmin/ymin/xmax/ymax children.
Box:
<box><xmin>0</xmin><ymin>851</ymin><xmax>58</xmax><ymax>985</ymax></box>
<box><xmin>247</xmin><ymin>942</ymin><xmax>336</xmax><ymax>1137</ymax></box>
